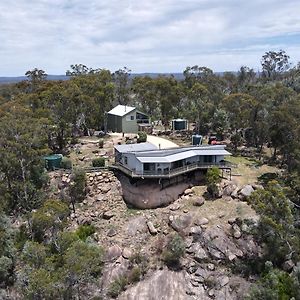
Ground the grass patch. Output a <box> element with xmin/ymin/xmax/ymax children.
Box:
<box><xmin>227</xmin><ymin>155</ymin><xmax>279</xmax><ymax>186</ymax></box>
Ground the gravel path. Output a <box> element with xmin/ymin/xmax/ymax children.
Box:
<box><xmin>147</xmin><ymin>135</ymin><xmax>178</xmax><ymax>149</ymax></box>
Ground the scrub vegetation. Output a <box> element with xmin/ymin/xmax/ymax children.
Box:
<box><xmin>0</xmin><ymin>51</ymin><xmax>300</xmax><ymax>298</ymax></box>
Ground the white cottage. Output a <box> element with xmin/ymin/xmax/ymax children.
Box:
<box><xmin>114</xmin><ymin>143</ymin><xmax>232</xmax><ymax>178</ymax></box>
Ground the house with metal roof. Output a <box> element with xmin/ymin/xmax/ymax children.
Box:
<box><xmin>112</xmin><ymin>143</ymin><xmax>232</xmax><ymax>179</ymax></box>
<box><xmin>107</xmin><ymin>105</ymin><xmax>149</xmax><ymax>133</ymax></box>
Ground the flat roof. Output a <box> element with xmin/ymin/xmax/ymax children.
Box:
<box><xmin>135</xmin><ymin>145</ymin><xmax>229</xmax><ymax>157</ymax></box>
<box><xmin>108</xmin><ymin>105</ymin><xmax>135</xmax><ymax>117</ymax></box>
<box><xmin>115</xmin><ymin>143</ymin><xmax>231</xmax><ymax>162</ymax></box>
<box><xmin>115</xmin><ymin>142</ymin><xmax>158</xmax><ymax>153</ymax></box>
<box><xmin>137</xmin><ymin>149</ymin><xmax>231</xmax><ymax>163</ymax></box>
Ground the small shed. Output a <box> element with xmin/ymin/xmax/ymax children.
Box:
<box><xmin>171</xmin><ymin>119</ymin><xmax>188</xmax><ymax>131</ymax></box>
<box><xmin>107</xmin><ymin>105</ymin><xmax>149</xmax><ymax>133</ymax></box>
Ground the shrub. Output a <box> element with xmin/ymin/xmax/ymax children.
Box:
<box><xmin>15</xmin><ymin>224</ymin><xmax>30</xmax><ymax>251</ymax></box>
<box><xmin>127</xmin><ymin>266</ymin><xmax>141</xmax><ymax>284</ymax></box>
<box><xmin>207</xmin><ymin>182</ymin><xmax>220</xmax><ymax>198</ymax></box>
<box><xmin>98</xmin><ymin>139</ymin><xmax>104</xmax><ymax>148</ymax></box>
<box><xmin>70</xmin><ymin>137</ymin><xmax>79</xmax><ymax>145</ymax></box>
<box><xmin>31</xmin><ymin>200</ymin><xmax>70</xmax><ymax>242</ymax></box>
<box><xmin>231</xmin><ymin>132</ymin><xmax>243</xmax><ymax>151</ymax></box>
<box><xmin>22</xmin><ymin>241</ymin><xmax>47</xmax><ymax>268</ymax></box>
<box><xmin>137</xmin><ymin>131</ymin><xmax>147</xmax><ymax>143</ymax></box>
<box><xmin>76</xmin><ymin>225</ymin><xmax>96</xmax><ymax>241</ymax></box>
<box><xmin>206</xmin><ymin>167</ymin><xmax>221</xmax><ymax>184</ymax></box>
<box><xmin>60</xmin><ymin>157</ymin><xmax>72</xmax><ymax>169</ymax></box>
<box><xmin>70</xmin><ymin>169</ymin><xmax>87</xmax><ymax>202</ymax></box>
<box><xmin>92</xmin><ymin>157</ymin><xmax>105</xmax><ymax>168</ymax></box>
<box><xmin>246</xmin><ymin>267</ymin><xmax>300</xmax><ymax>300</ymax></box>
<box><xmin>162</xmin><ymin>234</ymin><xmax>185</xmax><ymax>269</ymax></box>
<box><xmin>107</xmin><ymin>276</ymin><xmax>128</xmax><ymax>298</ymax></box>
<box><xmin>0</xmin><ymin>256</ymin><xmax>13</xmax><ymax>284</ymax></box>
<box><xmin>129</xmin><ymin>252</ymin><xmax>149</xmax><ymax>276</ymax></box>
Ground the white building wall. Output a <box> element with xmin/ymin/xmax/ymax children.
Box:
<box><xmin>122</xmin><ymin>153</ymin><xmax>143</xmax><ymax>173</ymax></box>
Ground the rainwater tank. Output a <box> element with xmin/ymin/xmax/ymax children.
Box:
<box><xmin>192</xmin><ymin>135</ymin><xmax>203</xmax><ymax>146</ymax></box>
<box><xmin>43</xmin><ymin>154</ymin><xmax>63</xmax><ymax>171</ymax></box>
<box><xmin>171</xmin><ymin>119</ymin><xmax>188</xmax><ymax>130</ymax></box>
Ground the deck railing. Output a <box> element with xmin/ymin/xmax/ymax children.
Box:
<box><xmin>112</xmin><ymin>161</ymin><xmax>235</xmax><ymax>178</ymax></box>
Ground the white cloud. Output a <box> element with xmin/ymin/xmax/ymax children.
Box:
<box><xmin>0</xmin><ymin>0</ymin><xmax>300</xmax><ymax>75</ymax></box>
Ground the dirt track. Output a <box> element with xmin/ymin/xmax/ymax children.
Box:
<box><xmin>147</xmin><ymin>135</ymin><xmax>178</xmax><ymax>149</ymax></box>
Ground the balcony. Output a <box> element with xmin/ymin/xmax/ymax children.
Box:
<box><xmin>111</xmin><ymin>161</ymin><xmax>234</xmax><ymax>179</ymax></box>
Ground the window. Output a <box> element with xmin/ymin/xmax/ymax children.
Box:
<box><xmin>124</xmin><ymin>157</ymin><xmax>128</xmax><ymax>165</ymax></box>
<box><xmin>126</xmin><ymin>115</ymin><xmax>135</xmax><ymax>121</ymax></box>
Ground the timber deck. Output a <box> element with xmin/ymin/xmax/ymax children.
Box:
<box><xmin>110</xmin><ymin>161</ymin><xmax>234</xmax><ymax>179</ymax></box>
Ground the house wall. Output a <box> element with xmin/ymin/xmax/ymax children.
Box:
<box><xmin>121</xmin><ymin>153</ymin><xmax>143</xmax><ymax>173</ymax></box>
<box><xmin>107</xmin><ymin>114</ymin><xmax>122</xmax><ymax>132</ymax></box>
<box><xmin>122</xmin><ymin>110</ymin><xmax>139</xmax><ymax>133</ymax></box>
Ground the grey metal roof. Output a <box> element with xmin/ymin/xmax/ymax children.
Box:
<box><xmin>135</xmin><ymin>145</ymin><xmax>228</xmax><ymax>157</ymax></box>
<box><xmin>137</xmin><ymin>148</ymin><xmax>231</xmax><ymax>163</ymax></box>
<box><xmin>107</xmin><ymin>105</ymin><xmax>136</xmax><ymax>117</ymax></box>
<box><xmin>115</xmin><ymin>142</ymin><xmax>158</xmax><ymax>153</ymax></box>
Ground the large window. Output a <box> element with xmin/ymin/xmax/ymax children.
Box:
<box><xmin>204</xmin><ymin>156</ymin><xmax>213</xmax><ymax>163</ymax></box>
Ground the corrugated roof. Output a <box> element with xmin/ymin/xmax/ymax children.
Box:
<box><xmin>135</xmin><ymin>145</ymin><xmax>228</xmax><ymax>157</ymax></box>
<box><xmin>108</xmin><ymin>105</ymin><xmax>136</xmax><ymax>117</ymax></box>
<box><xmin>115</xmin><ymin>142</ymin><xmax>157</xmax><ymax>153</ymax></box>
<box><xmin>137</xmin><ymin>149</ymin><xmax>231</xmax><ymax>163</ymax></box>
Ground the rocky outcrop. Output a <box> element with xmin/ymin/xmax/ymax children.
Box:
<box><xmin>193</xmin><ymin>197</ymin><xmax>205</xmax><ymax>206</ymax></box>
<box><xmin>238</xmin><ymin>185</ymin><xmax>255</xmax><ymax>200</ymax></box>
<box><xmin>169</xmin><ymin>213</ymin><xmax>193</xmax><ymax>234</ymax></box>
<box><xmin>119</xmin><ymin>269</ymin><xmax>204</xmax><ymax>300</ymax></box>
<box><xmin>118</xmin><ymin>173</ymin><xmax>191</xmax><ymax>209</ymax></box>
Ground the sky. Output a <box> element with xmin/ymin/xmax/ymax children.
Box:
<box><xmin>1</xmin><ymin>0</ymin><xmax>300</xmax><ymax>76</ymax></box>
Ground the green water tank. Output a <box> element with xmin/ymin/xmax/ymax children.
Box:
<box><xmin>43</xmin><ymin>154</ymin><xmax>63</xmax><ymax>171</ymax></box>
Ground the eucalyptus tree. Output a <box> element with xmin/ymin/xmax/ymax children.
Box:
<box><xmin>261</xmin><ymin>50</ymin><xmax>290</xmax><ymax>80</ymax></box>
<box><xmin>0</xmin><ymin>103</ymin><xmax>48</xmax><ymax>212</ymax></box>
<box><xmin>113</xmin><ymin>67</ymin><xmax>131</xmax><ymax>105</ymax></box>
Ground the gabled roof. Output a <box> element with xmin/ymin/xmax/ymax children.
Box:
<box><xmin>115</xmin><ymin>142</ymin><xmax>157</xmax><ymax>153</ymax></box>
<box><xmin>108</xmin><ymin>105</ymin><xmax>136</xmax><ymax>117</ymax></box>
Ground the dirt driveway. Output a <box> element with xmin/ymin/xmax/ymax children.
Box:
<box><xmin>147</xmin><ymin>135</ymin><xmax>178</xmax><ymax>149</ymax></box>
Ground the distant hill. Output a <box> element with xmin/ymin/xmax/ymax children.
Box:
<box><xmin>0</xmin><ymin>75</ymin><xmax>69</xmax><ymax>84</ymax></box>
<box><xmin>0</xmin><ymin>72</ymin><xmax>234</xmax><ymax>84</ymax></box>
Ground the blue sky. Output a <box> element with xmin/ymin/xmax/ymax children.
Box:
<box><xmin>1</xmin><ymin>0</ymin><xmax>300</xmax><ymax>76</ymax></box>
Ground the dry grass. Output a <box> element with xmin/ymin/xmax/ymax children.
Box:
<box><xmin>68</xmin><ymin>136</ymin><xmax>116</xmax><ymax>168</ymax></box>
<box><xmin>227</xmin><ymin>155</ymin><xmax>280</xmax><ymax>186</ymax></box>
<box><xmin>194</xmin><ymin>198</ymin><xmax>256</xmax><ymax>226</ymax></box>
